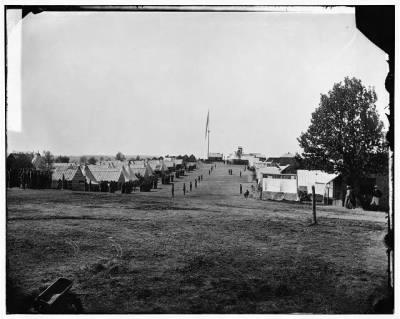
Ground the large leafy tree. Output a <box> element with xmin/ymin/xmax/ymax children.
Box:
<box><xmin>298</xmin><ymin>77</ymin><xmax>386</xmax><ymax>186</ymax></box>
<box><xmin>6</xmin><ymin>152</ymin><xmax>34</xmax><ymax>170</ymax></box>
<box><xmin>116</xmin><ymin>152</ymin><xmax>126</xmax><ymax>161</ymax></box>
<box><xmin>88</xmin><ymin>156</ymin><xmax>97</xmax><ymax>165</ymax></box>
<box><xmin>42</xmin><ymin>150</ymin><xmax>55</xmax><ymax>168</ymax></box>
<box><xmin>80</xmin><ymin>156</ymin><xmax>88</xmax><ymax>164</ymax></box>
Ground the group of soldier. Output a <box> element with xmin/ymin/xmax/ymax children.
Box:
<box><xmin>171</xmin><ymin>174</ymin><xmax>204</xmax><ymax>197</ymax></box>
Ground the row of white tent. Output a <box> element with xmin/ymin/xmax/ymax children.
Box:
<box><xmin>256</xmin><ymin>165</ymin><xmax>340</xmax><ymax>202</ymax></box>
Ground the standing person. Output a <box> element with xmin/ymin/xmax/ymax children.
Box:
<box><xmin>209</xmin><ymin>170</ymin><xmax>210</xmax><ymax>175</ymax></box>
<box><xmin>190</xmin><ymin>181</ymin><xmax>192</xmax><ymax>192</ymax></box>
<box><xmin>22</xmin><ymin>169</ymin><xmax>26</xmax><ymax>189</ymax></box>
<box><xmin>195</xmin><ymin>179</ymin><xmax>197</xmax><ymax>188</ymax></box>
<box><xmin>240</xmin><ymin>184</ymin><xmax>242</xmax><ymax>194</ymax></box>
<box><xmin>198</xmin><ymin>176</ymin><xmax>200</xmax><ymax>183</ymax></box>
<box><xmin>183</xmin><ymin>183</ymin><xmax>186</xmax><ymax>195</ymax></box>
<box><xmin>244</xmin><ymin>189</ymin><xmax>249</xmax><ymax>199</ymax></box>
<box><xmin>171</xmin><ymin>183</ymin><xmax>175</xmax><ymax>198</ymax></box>
<box><xmin>344</xmin><ymin>185</ymin><xmax>355</xmax><ymax>209</ymax></box>
<box><xmin>121</xmin><ymin>182</ymin><xmax>126</xmax><ymax>194</ymax></box>
<box><xmin>370</xmin><ymin>185</ymin><xmax>382</xmax><ymax>209</ymax></box>
<box><xmin>240</xmin><ymin>171</ymin><xmax>242</xmax><ymax>177</ymax></box>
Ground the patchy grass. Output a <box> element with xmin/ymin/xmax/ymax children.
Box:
<box><xmin>6</xmin><ymin>164</ymin><xmax>389</xmax><ymax>313</ymax></box>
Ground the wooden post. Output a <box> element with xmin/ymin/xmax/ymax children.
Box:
<box><xmin>312</xmin><ymin>185</ymin><xmax>317</xmax><ymax>224</ymax></box>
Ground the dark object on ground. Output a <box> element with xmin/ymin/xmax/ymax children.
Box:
<box><xmin>384</xmin><ymin>229</ymin><xmax>394</xmax><ymax>250</ymax></box>
<box><xmin>298</xmin><ymin>190</ymin><xmax>311</xmax><ymax>202</ymax></box>
<box><xmin>371</xmin><ymin>292</ymin><xmax>394</xmax><ymax>314</ymax></box>
<box><xmin>33</xmin><ymin>278</ymin><xmax>82</xmax><ymax>314</ymax></box>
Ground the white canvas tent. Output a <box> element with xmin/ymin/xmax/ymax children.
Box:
<box><xmin>297</xmin><ymin>170</ymin><xmax>339</xmax><ymax>199</ymax></box>
<box><xmin>262</xmin><ymin>174</ymin><xmax>298</xmax><ymax>201</ymax></box>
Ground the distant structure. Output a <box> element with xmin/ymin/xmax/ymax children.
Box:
<box><xmin>226</xmin><ymin>146</ymin><xmax>264</xmax><ymax>166</ymax></box>
<box><xmin>208</xmin><ymin>152</ymin><xmax>223</xmax><ymax>162</ymax></box>
<box><xmin>32</xmin><ymin>153</ymin><xmax>47</xmax><ymax>170</ymax></box>
<box><xmin>267</xmin><ymin>152</ymin><xmax>300</xmax><ymax>169</ymax></box>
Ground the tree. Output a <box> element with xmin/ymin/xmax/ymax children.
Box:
<box><xmin>42</xmin><ymin>150</ymin><xmax>54</xmax><ymax>168</ymax></box>
<box><xmin>116</xmin><ymin>152</ymin><xmax>126</xmax><ymax>161</ymax></box>
<box><xmin>188</xmin><ymin>154</ymin><xmax>197</xmax><ymax>162</ymax></box>
<box><xmin>7</xmin><ymin>152</ymin><xmax>34</xmax><ymax>170</ymax></box>
<box><xmin>88</xmin><ymin>156</ymin><xmax>97</xmax><ymax>165</ymax></box>
<box><xmin>298</xmin><ymin>77</ymin><xmax>386</xmax><ymax>189</ymax></box>
<box><xmin>80</xmin><ymin>156</ymin><xmax>88</xmax><ymax>164</ymax></box>
<box><xmin>55</xmin><ymin>155</ymin><xmax>70</xmax><ymax>163</ymax></box>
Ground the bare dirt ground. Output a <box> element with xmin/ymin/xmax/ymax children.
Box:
<box><xmin>6</xmin><ymin>163</ymin><xmax>389</xmax><ymax>314</ymax></box>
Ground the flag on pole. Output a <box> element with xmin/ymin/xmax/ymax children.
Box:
<box><xmin>205</xmin><ymin>110</ymin><xmax>209</xmax><ymax>140</ymax></box>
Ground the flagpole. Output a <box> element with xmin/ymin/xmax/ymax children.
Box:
<box><xmin>205</xmin><ymin>110</ymin><xmax>210</xmax><ymax>160</ymax></box>
<box><xmin>207</xmin><ymin>128</ymin><xmax>210</xmax><ymax>159</ymax></box>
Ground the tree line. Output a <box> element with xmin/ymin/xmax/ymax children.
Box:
<box><xmin>7</xmin><ymin>151</ymin><xmax>199</xmax><ymax>171</ymax></box>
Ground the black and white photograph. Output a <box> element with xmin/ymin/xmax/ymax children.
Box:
<box><xmin>4</xmin><ymin>2</ymin><xmax>395</xmax><ymax>315</ymax></box>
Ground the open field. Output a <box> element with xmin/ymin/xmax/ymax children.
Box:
<box><xmin>6</xmin><ymin>163</ymin><xmax>389</xmax><ymax>314</ymax></box>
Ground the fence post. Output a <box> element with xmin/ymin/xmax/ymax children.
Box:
<box><xmin>312</xmin><ymin>185</ymin><xmax>317</xmax><ymax>224</ymax></box>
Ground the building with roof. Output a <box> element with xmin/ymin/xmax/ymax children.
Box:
<box><xmin>259</xmin><ymin>168</ymin><xmax>343</xmax><ymax>204</ymax></box>
<box><xmin>267</xmin><ymin>152</ymin><xmax>300</xmax><ymax>169</ymax></box>
<box><xmin>32</xmin><ymin>153</ymin><xmax>47</xmax><ymax>170</ymax></box>
<box><xmin>86</xmin><ymin>165</ymin><xmax>125</xmax><ymax>185</ymax></box>
<box><xmin>51</xmin><ymin>165</ymin><xmax>86</xmax><ymax>191</ymax></box>
<box><xmin>208</xmin><ymin>153</ymin><xmax>224</xmax><ymax>161</ymax></box>
<box><xmin>256</xmin><ymin>165</ymin><xmax>291</xmax><ymax>182</ymax></box>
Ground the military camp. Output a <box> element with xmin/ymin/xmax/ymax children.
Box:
<box><xmin>5</xmin><ymin>5</ymin><xmax>394</xmax><ymax>316</ymax></box>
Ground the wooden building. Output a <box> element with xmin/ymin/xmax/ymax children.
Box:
<box><xmin>51</xmin><ymin>165</ymin><xmax>86</xmax><ymax>191</ymax></box>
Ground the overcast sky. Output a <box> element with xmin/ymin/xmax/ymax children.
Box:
<box><xmin>7</xmin><ymin>8</ymin><xmax>389</xmax><ymax>158</ymax></box>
